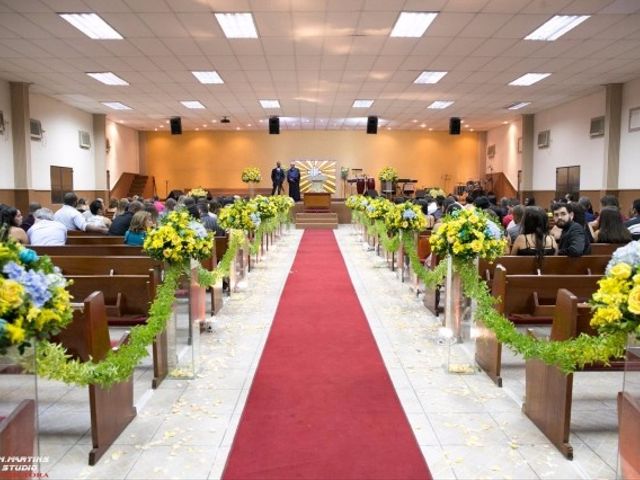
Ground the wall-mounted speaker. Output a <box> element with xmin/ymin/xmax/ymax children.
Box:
<box><xmin>269</xmin><ymin>116</ymin><xmax>280</xmax><ymax>135</ymax></box>
<box><xmin>449</xmin><ymin>117</ymin><xmax>461</xmax><ymax>135</ymax></box>
<box><xmin>170</xmin><ymin>117</ymin><xmax>182</xmax><ymax>135</ymax></box>
<box><xmin>367</xmin><ymin>116</ymin><xmax>378</xmax><ymax>134</ymax></box>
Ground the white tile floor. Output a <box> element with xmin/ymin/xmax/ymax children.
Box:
<box><xmin>0</xmin><ymin>225</ymin><xmax>623</xmax><ymax>479</ymax></box>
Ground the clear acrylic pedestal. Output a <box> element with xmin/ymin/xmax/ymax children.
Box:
<box><xmin>167</xmin><ymin>264</ymin><xmax>205</xmax><ymax>380</ymax></box>
<box><xmin>441</xmin><ymin>257</ymin><xmax>479</xmax><ymax>374</ymax></box>
<box><xmin>617</xmin><ymin>336</ymin><xmax>640</xmax><ymax>479</ymax></box>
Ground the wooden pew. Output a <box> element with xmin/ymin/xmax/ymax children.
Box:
<box><xmin>522</xmin><ymin>288</ymin><xmax>624</xmax><ymax>459</ymax></box>
<box><xmin>590</xmin><ymin>243</ymin><xmax>626</xmax><ymax>255</ymax></box>
<box><xmin>476</xmin><ymin>267</ymin><xmax>602</xmax><ymax>386</ymax></box>
<box><xmin>478</xmin><ymin>255</ymin><xmax>611</xmax><ymax>283</ymax></box>
<box><xmin>65</xmin><ymin>272</ymin><xmax>168</xmax><ymax>389</ymax></box>
<box><xmin>32</xmin><ymin>245</ymin><xmax>144</xmax><ymax>256</ymax></box>
<box><xmin>66</xmin><ymin>235</ymin><xmax>124</xmax><ymax>245</ymax></box>
<box><xmin>53</xmin><ymin>291</ymin><xmax>136</xmax><ymax>465</ymax></box>
<box><xmin>618</xmin><ymin>389</ymin><xmax>640</xmax><ymax>479</ymax></box>
<box><xmin>0</xmin><ymin>400</ymin><xmax>36</xmax><ymax>476</ymax></box>
<box><xmin>49</xmin><ymin>256</ymin><xmax>161</xmax><ymax>276</ymax></box>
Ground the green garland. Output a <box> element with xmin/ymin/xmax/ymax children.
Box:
<box><xmin>197</xmin><ymin>229</ymin><xmax>245</xmax><ymax>287</ymax></box>
<box><xmin>399</xmin><ymin>235</ymin><xmax>627</xmax><ymax>373</ymax></box>
<box><xmin>36</xmin><ymin>265</ymin><xmax>183</xmax><ymax>387</ymax></box>
<box><xmin>374</xmin><ymin>221</ymin><xmax>401</xmax><ymax>253</ymax></box>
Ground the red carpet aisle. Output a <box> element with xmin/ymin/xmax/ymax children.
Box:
<box><xmin>223</xmin><ymin>230</ymin><xmax>432</xmax><ymax>480</ymax></box>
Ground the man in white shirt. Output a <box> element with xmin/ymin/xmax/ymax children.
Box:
<box><xmin>54</xmin><ymin>192</ymin><xmax>108</xmax><ymax>233</ymax></box>
<box><xmin>28</xmin><ymin>208</ymin><xmax>67</xmax><ymax>245</ymax></box>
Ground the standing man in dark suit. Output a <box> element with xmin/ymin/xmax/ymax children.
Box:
<box><xmin>287</xmin><ymin>161</ymin><xmax>301</xmax><ymax>202</ymax></box>
<box><xmin>271</xmin><ymin>162</ymin><xmax>286</xmax><ymax>195</ymax></box>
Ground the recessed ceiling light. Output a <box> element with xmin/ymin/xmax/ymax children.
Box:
<box><xmin>420</xmin><ymin>123</ymin><xmax>426</xmax><ymax>128</ymax></box>
<box><xmin>502</xmin><ymin>121</ymin><xmax>509</xmax><ymax>124</ymax></box>
<box><xmin>181</xmin><ymin>100</ymin><xmax>205</xmax><ymax>109</ymax></box>
<box><xmin>236</xmin><ymin>127</ymin><xmax>241</xmax><ymax>130</ymax></box>
<box><xmin>195</xmin><ymin>128</ymin><xmax>199</xmax><ymax>131</ymax></box>
<box><xmin>203</xmin><ymin>124</ymin><xmax>207</xmax><ymax>127</ymax></box>
<box><xmin>101</xmin><ymin>101</ymin><xmax>131</xmax><ymax>110</ymax></box>
<box><xmin>427</xmin><ymin>100</ymin><xmax>454</xmax><ymax>109</ymax></box>
<box><xmin>414</xmin><ymin>71</ymin><xmax>447</xmax><ymax>84</ymax></box>
<box><xmin>211</xmin><ymin>119</ymin><xmax>217</xmax><ymax>123</ymax></box>
<box><xmin>470</xmin><ymin>128</ymin><xmax>475</xmax><ymax>132</ymax></box>
<box><xmin>214</xmin><ymin>12</ymin><xmax>258</xmax><ymax>38</ymax></box>
<box><xmin>390</xmin><ymin>12</ymin><xmax>438</xmax><ymax>38</ymax></box>
<box><xmin>525</xmin><ymin>15</ymin><xmax>590</xmax><ymax>41</ymax></box>
<box><xmin>192</xmin><ymin>71</ymin><xmax>224</xmax><ymax>84</ymax></box>
<box><xmin>428</xmin><ymin>128</ymin><xmax>433</xmax><ymax>131</ymax></box>
<box><xmin>247</xmin><ymin>123</ymin><xmax>252</xmax><ymax>127</ymax></box>
<box><xmin>506</xmin><ymin>101</ymin><xmax>531</xmax><ymax>110</ymax></box>
<box><xmin>87</xmin><ymin>72</ymin><xmax>128</xmax><ymax>86</ymax></box>
<box><xmin>509</xmin><ymin>73</ymin><xmax>550</xmax><ymax>86</ymax></box>
<box><xmin>412</xmin><ymin>119</ymin><xmax>418</xmax><ymax>123</ymax></box>
<box><xmin>259</xmin><ymin>99</ymin><xmax>280</xmax><ymax>109</ymax></box>
<box><xmin>59</xmin><ymin>13</ymin><xmax>123</xmax><ymax>39</ymax></box>
<box><xmin>165</xmin><ymin>120</ymin><xmax>169</xmax><ymax>124</ymax></box>
<box><xmin>352</xmin><ymin>99</ymin><xmax>374</xmax><ymax>108</ymax></box>
<box><xmin>154</xmin><ymin>128</ymin><xmax>157</xmax><ymax>131</ymax></box>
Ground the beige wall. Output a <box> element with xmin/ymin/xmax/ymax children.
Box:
<box><xmin>142</xmin><ymin>130</ymin><xmax>481</xmax><ymax>197</ymax></box>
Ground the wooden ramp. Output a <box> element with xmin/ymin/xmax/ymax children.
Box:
<box><xmin>295</xmin><ymin>212</ymin><xmax>338</xmax><ymax>230</ymax></box>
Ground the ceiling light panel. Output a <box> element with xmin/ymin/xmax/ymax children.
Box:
<box><xmin>508</xmin><ymin>73</ymin><xmax>551</xmax><ymax>86</ymax></box>
<box><xmin>192</xmin><ymin>71</ymin><xmax>224</xmax><ymax>84</ymax></box>
<box><xmin>525</xmin><ymin>15</ymin><xmax>590</xmax><ymax>41</ymax></box>
<box><xmin>86</xmin><ymin>72</ymin><xmax>129</xmax><ymax>85</ymax></box>
<box><xmin>427</xmin><ymin>101</ymin><xmax>454</xmax><ymax>109</ymax></box>
<box><xmin>390</xmin><ymin>12</ymin><xmax>438</xmax><ymax>38</ymax></box>
<box><xmin>102</xmin><ymin>101</ymin><xmax>132</xmax><ymax>110</ymax></box>
<box><xmin>506</xmin><ymin>101</ymin><xmax>531</xmax><ymax>110</ymax></box>
<box><xmin>259</xmin><ymin>100</ymin><xmax>280</xmax><ymax>108</ymax></box>
<box><xmin>214</xmin><ymin>13</ymin><xmax>258</xmax><ymax>38</ymax></box>
<box><xmin>181</xmin><ymin>101</ymin><xmax>205</xmax><ymax>109</ymax></box>
<box><xmin>414</xmin><ymin>71</ymin><xmax>448</xmax><ymax>84</ymax></box>
<box><xmin>59</xmin><ymin>13</ymin><xmax>123</xmax><ymax>39</ymax></box>
<box><xmin>352</xmin><ymin>100</ymin><xmax>374</xmax><ymax>108</ymax></box>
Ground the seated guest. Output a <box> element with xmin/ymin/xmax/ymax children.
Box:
<box><xmin>152</xmin><ymin>195</ymin><xmax>165</xmax><ymax>215</ymax></box>
<box><xmin>76</xmin><ymin>197</ymin><xmax>89</xmax><ymax>213</ymax></box>
<box><xmin>105</xmin><ymin>197</ymin><xmax>118</xmax><ymax>217</ymax></box>
<box><xmin>0</xmin><ymin>206</ymin><xmax>29</xmax><ymax>244</ymax></box>
<box><xmin>506</xmin><ymin>204</ymin><xmax>525</xmax><ymax>245</ymax></box>
<box><xmin>114</xmin><ymin>198</ymin><xmax>129</xmax><ymax>219</ymax></box>
<box><xmin>417</xmin><ymin>200</ymin><xmax>435</xmax><ymax>229</ymax></box>
<box><xmin>473</xmin><ymin>196</ymin><xmax>503</xmax><ymax>239</ymax></box>
<box><xmin>20</xmin><ymin>202</ymin><xmax>41</xmax><ymax>232</ymax></box>
<box><xmin>54</xmin><ymin>192</ymin><xmax>108</xmax><ymax>233</ymax></box>
<box><xmin>197</xmin><ymin>203</ymin><xmax>225</xmax><ymax>236</ymax></box>
<box><xmin>85</xmin><ymin>200</ymin><xmax>112</xmax><ymax>228</ymax></box>
<box><xmin>552</xmin><ymin>202</ymin><xmax>590</xmax><ymax>257</ymax></box>
<box><xmin>578</xmin><ymin>196</ymin><xmax>595</xmax><ymax>223</ymax></box>
<box><xmin>27</xmin><ymin>208</ymin><xmax>66</xmax><ymax>246</ymax></box>
<box><xmin>124</xmin><ymin>211</ymin><xmax>153</xmax><ymax>246</ymax></box>
<box><xmin>108</xmin><ymin>201</ymin><xmax>144</xmax><ymax>236</ymax></box>
<box><xmin>624</xmin><ymin>199</ymin><xmax>640</xmax><ymax>240</ymax></box>
<box><xmin>510</xmin><ymin>207</ymin><xmax>557</xmax><ymax>259</ymax></box>
<box><xmin>524</xmin><ymin>197</ymin><xmax>536</xmax><ymax>207</ymax></box>
<box><xmin>592</xmin><ymin>206</ymin><xmax>632</xmax><ymax>244</ymax></box>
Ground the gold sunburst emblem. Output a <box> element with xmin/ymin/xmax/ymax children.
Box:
<box><xmin>297</xmin><ymin>160</ymin><xmax>336</xmax><ymax>193</ymax></box>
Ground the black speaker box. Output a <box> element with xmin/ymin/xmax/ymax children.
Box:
<box><xmin>170</xmin><ymin>117</ymin><xmax>182</xmax><ymax>135</ymax></box>
<box><xmin>367</xmin><ymin>116</ymin><xmax>378</xmax><ymax>134</ymax></box>
<box><xmin>449</xmin><ymin>117</ymin><xmax>461</xmax><ymax>135</ymax></box>
<box><xmin>269</xmin><ymin>116</ymin><xmax>280</xmax><ymax>135</ymax></box>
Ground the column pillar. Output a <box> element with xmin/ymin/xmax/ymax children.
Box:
<box><xmin>92</xmin><ymin>113</ymin><xmax>108</xmax><ymax>198</ymax></box>
<box><xmin>520</xmin><ymin>114</ymin><xmax>534</xmax><ymax>203</ymax></box>
<box><xmin>10</xmin><ymin>82</ymin><xmax>31</xmax><ymax>210</ymax></box>
<box><xmin>602</xmin><ymin>83</ymin><xmax>622</xmax><ymax>197</ymax></box>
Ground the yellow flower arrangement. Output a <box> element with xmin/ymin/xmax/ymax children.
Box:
<box><xmin>384</xmin><ymin>202</ymin><xmax>428</xmax><ymax>234</ymax></box>
<box><xmin>378</xmin><ymin>166</ymin><xmax>398</xmax><ymax>182</ymax></box>
<box><xmin>590</xmin><ymin>241</ymin><xmax>640</xmax><ymax>337</ymax></box>
<box><xmin>365</xmin><ymin>197</ymin><xmax>394</xmax><ymax>222</ymax></box>
<box><xmin>143</xmin><ymin>209</ymin><xmax>213</xmax><ymax>265</ymax></box>
<box><xmin>0</xmin><ymin>240</ymin><xmax>72</xmax><ymax>354</ymax></box>
<box><xmin>250</xmin><ymin>195</ymin><xmax>278</xmax><ymax>221</ymax></box>
<box><xmin>428</xmin><ymin>188</ymin><xmax>446</xmax><ymax>198</ymax></box>
<box><xmin>241</xmin><ymin>167</ymin><xmax>262</xmax><ymax>183</ymax></box>
<box><xmin>430</xmin><ymin>207</ymin><xmax>507</xmax><ymax>262</ymax></box>
<box><xmin>218</xmin><ymin>198</ymin><xmax>262</xmax><ymax>232</ymax></box>
<box><xmin>346</xmin><ymin>194</ymin><xmax>370</xmax><ymax>212</ymax></box>
<box><xmin>187</xmin><ymin>187</ymin><xmax>208</xmax><ymax>198</ymax></box>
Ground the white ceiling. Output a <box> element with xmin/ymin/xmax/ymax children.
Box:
<box><xmin>1</xmin><ymin>0</ymin><xmax>640</xmax><ymax>132</ymax></box>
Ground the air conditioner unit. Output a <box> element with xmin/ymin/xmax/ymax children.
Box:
<box><xmin>537</xmin><ymin>130</ymin><xmax>550</xmax><ymax>149</ymax></box>
<box><xmin>487</xmin><ymin>144</ymin><xmax>495</xmax><ymax>158</ymax></box>
<box><xmin>590</xmin><ymin>116</ymin><xmax>605</xmax><ymax>137</ymax></box>
<box><xmin>30</xmin><ymin>119</ymin><xmax>42</xmax><ymax>140</ymax></box>
<box><xmin>78</xmin><ymin>130</ymin><xmax>91</xmax><ymax>149</ymax></box>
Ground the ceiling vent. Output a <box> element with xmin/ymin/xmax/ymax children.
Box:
<box><xmin>537</xmin><ymin>130</ymin><xmax>550</xmax><ymax>149</ymax></box>
<box><xmin>30</xmin><ymin>119</ymin><xmax>42</xmax><ymax>140</ymax></box>
<box><xmin>589</xmin><ymin>116</ymin><xmax>605</xmax><ymax>138</ymax></box>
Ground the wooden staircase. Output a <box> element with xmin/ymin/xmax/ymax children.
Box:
<box><xmin>295</xmin><ymin>212</ymin><xmax>338</xmax><ymax>230</ymax></box>
<box><xmin>128</xmin><ymin>175</ymin><xmax>149</xmax><ymax>197</ymax></box>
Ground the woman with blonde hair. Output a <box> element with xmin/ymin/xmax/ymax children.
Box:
<box><xmin>124</xmin><ymin>211</ymin><xmax>153</xmax><ymax>246</ymax></box>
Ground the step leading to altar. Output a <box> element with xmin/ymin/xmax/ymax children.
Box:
<box><xmin>295</xmin><ymin>212</ymin><xmax>338</xmax><ymax>230</ymax></box>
